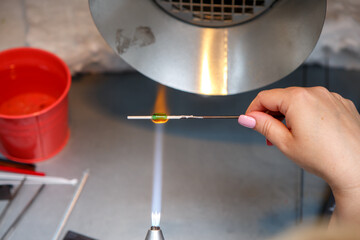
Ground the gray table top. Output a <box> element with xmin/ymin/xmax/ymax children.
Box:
<box><xmin>0</xmin><ymin>71</ymin><xmax>327</xmax><ymax>240</ymax></box>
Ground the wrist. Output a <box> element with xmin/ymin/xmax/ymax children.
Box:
<box><xmin>330</xmin><ymin>187</ymin><xmax>360</xmax><ymax>227</ymax></box>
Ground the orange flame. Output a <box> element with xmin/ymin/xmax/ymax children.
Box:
<box><xmin>152</xmin><ymin>85</ymin><xmax>169</xmax><ymax>124</ymax></box>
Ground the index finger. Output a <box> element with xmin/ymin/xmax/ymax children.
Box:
<box><xmin>246</xmin><ymin>88</ymin><xmax>291</xmax><ymax>115</ymax></box>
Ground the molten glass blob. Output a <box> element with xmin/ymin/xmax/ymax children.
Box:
<box><xmin>151</xmin><ymin>113</ymin><xmax>168</xmax><ymax>124</ymax></box>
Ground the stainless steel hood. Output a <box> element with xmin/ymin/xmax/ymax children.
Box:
<box><xmin>89</xmin><ymin>0</ymin><xmax>326</xmax><ymax>95</ymax></box>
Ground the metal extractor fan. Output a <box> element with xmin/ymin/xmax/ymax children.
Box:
<box><xmin>89</xmin><ymin>0</ymin><xmax>326</xmax><ymax>95</ymax></box>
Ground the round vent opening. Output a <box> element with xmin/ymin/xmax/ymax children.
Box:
<box><xmin>154</xmin><ymin>0</ymin><xmax>278</xmax><ymax>28</ymax></box>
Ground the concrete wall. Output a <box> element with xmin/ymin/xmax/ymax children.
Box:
<box><xmin>0</xmin><ymin>0</ymin><xmax>131</xmax><ymax>73</ymax></box>
<box><xmin>307</xmin><ymin>0</ymin><xmax>360</xmax><ymax>69</ymax></box>
<box><xmin>1</xmin><ymin>0</ymin><xmax>360</xmax><ymax>73</ymax></box>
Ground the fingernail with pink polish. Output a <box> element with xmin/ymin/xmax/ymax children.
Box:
<box><xmin>238</xmin><ymin>115</ymin><xmax>256</xmax><ymax>129</ymax></box>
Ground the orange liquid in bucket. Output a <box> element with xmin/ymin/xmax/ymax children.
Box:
<box><xmin>0</xmin><ymin>66</ymin><xmax>65</xmax><ymax>116</ymax></box>
<box><xmin>0</xmin><ymin>93</ymin><xmax>56</xmax><ymax>116</ymax></box>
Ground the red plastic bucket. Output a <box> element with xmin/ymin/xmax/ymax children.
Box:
<box><xmin>0</xmin><ymin>47</ymin><xmax>71</xmax><ymax>163</ymax></box>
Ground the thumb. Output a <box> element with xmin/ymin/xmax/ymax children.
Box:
<box><xmin>238</xmin><ymin>112</ymin><xmax>293</xmax><ymax>148</ymax></box>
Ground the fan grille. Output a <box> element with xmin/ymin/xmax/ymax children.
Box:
<box><xmin>154</xmin><ymin>0</ymin><xmax>277</xmax><ymax>27</ymax></box>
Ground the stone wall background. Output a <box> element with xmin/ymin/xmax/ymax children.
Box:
<box><xmin>1</xmin><ymin>0</ymin><xmax>360</xmax><ymax>73</ymax></box>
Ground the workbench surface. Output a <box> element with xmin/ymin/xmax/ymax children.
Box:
<box><xmin>2</xmin><ymin>66</ymin><xmax>358</xmax><ymax>240</ymax></box>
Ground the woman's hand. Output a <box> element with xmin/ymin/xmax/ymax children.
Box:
<box><xmin>238</xmin><ymin>87</ymin><xmax>360</xmax><ymax>227</ymax></box>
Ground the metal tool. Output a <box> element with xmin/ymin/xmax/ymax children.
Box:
<box><xmin>89</xmin><ymin>0</ymin><xmax>326</xmax><ymax>95</ymax></box>
<box><xmin>0</xmin><ymin>184</ymin><xmax>45</xmax><ymax>240</ymax></box>
<box><xmin>128</xmin><ymin>114</ymin><xmax>239</xmax><ymax>120</ymax></box>
<box><xmin>52</xmin><ymin>170</ymin><xmax>90</xmax><ymax>240</ymax></box>
<box><xmin>145</xmin><ymin>226</ymin><xmax>165</xmax><ymax>240</ymax></box>
<box><xmin>0</xmin><ymin>178</ymin><xmax>26</xmax><ymax>228</ymax></box>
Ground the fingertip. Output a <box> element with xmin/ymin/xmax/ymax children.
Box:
<box><xmin>238</xmin><ymin>115</ymin><xmax>256</xmax><ymax>129</ymax></box>
<box><xmin>245</xmin><ymin>111</ymin><xmax>293</xmax><ymax>149</ymax></box>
